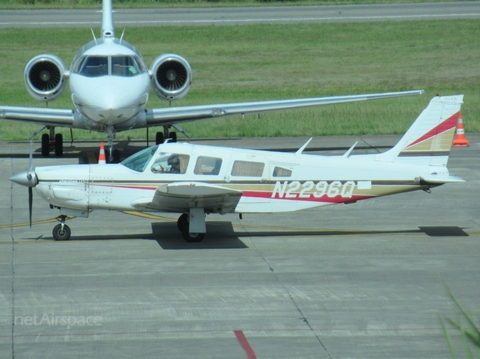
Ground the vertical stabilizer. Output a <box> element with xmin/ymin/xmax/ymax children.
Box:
<box><xmin>101</xmin><ymin>0</ymin><xmax>115</xmax><ymax>38</ymax></box>
<box><xmin>377</xmin><ymin>95</ymin><xmax>463</xmax><ymax>166</ymax></box>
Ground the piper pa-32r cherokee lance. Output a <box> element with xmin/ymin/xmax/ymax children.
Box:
<box><xmin>0</xmin><ymin>0</ymin><xmax>424</xmax><ymax>162</ymax></box>
<box><xmin>11</xmin><ymin>95</ymin><xmax>465</xmax><ymax>242</ymax></box>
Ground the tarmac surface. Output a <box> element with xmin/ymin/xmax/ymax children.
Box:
<box><xmin>0</xmin><ymin>134</ymin><xmax>479</xmax><ymax>358</ymax></box>
<box><xmin>0</xmin><ymin>2</ymin><xmax>479</xmax><ymax>28</ymax></box>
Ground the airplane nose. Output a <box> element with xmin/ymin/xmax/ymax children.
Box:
<box><xmin>10</xmin><ymin>170</ymin><xmax>38</xmax><ymax>187</ymax></box>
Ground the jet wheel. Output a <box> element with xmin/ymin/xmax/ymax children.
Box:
<box><xmin>53</xmin><ymin>224</ymin><xmax>71</xmax><ymax>241</ymax></box>
<box><xmin>41</xmin><ymin>134</ymin><xmax>50</xmax><ymax>157</ymax></box>
<box><xmin>54</xmin><ymin>133</ymin><xmax>63</xmax><ymax>157</ymax></box>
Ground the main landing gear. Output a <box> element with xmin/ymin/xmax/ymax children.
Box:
<box><xmin>39</xmin><ymin>127</ymin><xmax>64</xmax><ymax>157</ymax></box>
<box><xmin>177</xmin><ymin>212</ymin><xmax>206</xmax><ymax>242</ymax></box>
<box><xmin>50</xmin><ymin>212</ymin><xmax>207</xmax><ymax>242</ymax></box>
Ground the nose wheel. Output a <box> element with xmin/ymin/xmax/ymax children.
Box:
<box><xmin>53</xmin><ymin>216</ymin><xmax>71</xmax><ymax>241</ymax></box>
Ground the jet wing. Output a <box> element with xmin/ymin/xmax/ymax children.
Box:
<box><xmin>0</xmin><ymin>106</ymin><xmax>74</xmax><ymax>127</ymax></box>
<box><xmin>144</xmin><ymin>90</ymin><xmax>424</xmax><ymax>127</ymax></box>
<box><xmin>132</xmin><ymin>182</ymin><xmax>242</xmax><ymax>214</ymax></box>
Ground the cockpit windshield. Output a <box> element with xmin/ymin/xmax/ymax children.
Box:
<box><xmin>120</xmin><ymin>145</ymin><xmax>159</xmax><ymax>172</ymax></box>
<box><xmin>74</xmin><ymin>55</ymin><xmax>146</xmax><ymax>78</ymax></box>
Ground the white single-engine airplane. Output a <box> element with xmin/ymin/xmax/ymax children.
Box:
<box><xmin>10</xmin><ymin>95</ymin><xmax>464</xmax><ymax>242</ymax></box>
<box><xmin>0</xmin><ymin>0</ymin><xmax>423</xmax><ymax>161</ymax></box>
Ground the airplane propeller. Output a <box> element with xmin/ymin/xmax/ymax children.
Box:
<box><xmin>9</xmin><ymin>141</ymin><xmax>38</xmax><ymax>227</ymax></box>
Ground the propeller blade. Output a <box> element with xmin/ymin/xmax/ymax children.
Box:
<box><xmin>28</xmin><ymin>187</ymin><xmax>33</xmax><ymax>228</ymax></box>
<box><xmin>29</xmin><ymin>140</ymin><xmax>33</xmax><ymax>171</ymax></box>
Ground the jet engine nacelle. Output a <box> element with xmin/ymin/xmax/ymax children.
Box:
<box><xmin>150</xmin><ymin>54</ymin><xmax>192</xmax><ymax>101</ymax></box>
<box><xmin>24</xmin><ymin>54</ymin><xmax>68</xmax><ymax>102</ymax></box>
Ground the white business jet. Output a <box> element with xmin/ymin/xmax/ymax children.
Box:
<box><xmin>10</xmin><ymin>95</ymin><xmax>464</xmax><ymax>242</ymax></box>
<box><xmin>0</xmin><ymin>0</ymin><xmax>423</xmax><ymax>161</ymax></box>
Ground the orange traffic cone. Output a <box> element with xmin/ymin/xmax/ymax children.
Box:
<box><xmin>453</xmin><ymin>112</ymin><xmax>470</xmax><ymax>147</ymax></box>
<box><xmin>98</xmin><ymin>142</ymin><xmax>107</xmax><ymax>164</ymax></box>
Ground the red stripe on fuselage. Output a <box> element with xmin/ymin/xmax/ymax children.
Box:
<box><xmin>242</xmin><ymin>191</ymin><xmax>372</xmax><ymax>203</ymax></box>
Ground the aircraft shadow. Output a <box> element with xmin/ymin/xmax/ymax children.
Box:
<box><xmin>242</xmin><ymin>226</ymin><xmax>469</xmax><ymax>238</ymax></box>
<box><xmin>151</xmin><ymin>221</ymin><xmax>249</xmax><ymax>250</ymax></box>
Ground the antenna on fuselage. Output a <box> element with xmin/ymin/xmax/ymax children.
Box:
<box><xmin>101</xmin><ymin>0</ymin><xmax>115</xmax><ymax>38</ymax></box>
<box><xmin>90</xmin><ymin>28</ymin><xmax>98</xmax><ymax>44</ymax></box>
<box><xmin>120</xmin><ymin>28</ymin><xmax>126</xmax><ymax>44</ymax></box>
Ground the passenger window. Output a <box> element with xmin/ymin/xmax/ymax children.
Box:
<box><xmin>273</xmin><ymin>166</ymin><xmax>292</xmax><ymax>177</ymax></box>
<box><xmin>194</xmin><ymin>156</ymin><xmax>222</xmax><ymax>175</ymax></box>
<box><xmin>231</xmin><ymin>160</ymin><xmax>265</xmax><ymax>177</ymax></box>
<box><xmin>151</xmin><ymin>153</ymin><xmax>190</xmax><ymax>174</ymax></box>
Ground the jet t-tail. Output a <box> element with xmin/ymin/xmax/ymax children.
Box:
<box><xmin>0</xmin><ymin>0</ymin><xmax>423</xmax><ymax>161</ymax></box>
<box><xmin>10</xmin><ymin>95</ymin><xmax>465</xmax><ymax>242</ymax></box>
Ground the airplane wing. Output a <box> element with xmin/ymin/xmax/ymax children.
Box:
<box><xmin>0</xmin><ymin>106</ymin><xmax>74</xmax><ymax>127</ymax></box>
<box><xmin>132</xmin><ymin>182</ymin><xmax>243</xmax><ymax>214</ymax></box>
<box><xmin>144</xmin><ymin>90</ymin><xmax>425</xmax><ymax>127</ymax></box>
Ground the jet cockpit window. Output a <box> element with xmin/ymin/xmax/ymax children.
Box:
<box><xmin>121</xmin><ymin>145</ymin><xmax>159</xmax><ymax>172</ymax></box>
<box><xmin>151</xmin><ymin>153</ymin><xmax>190</xmax><ymax>174</ymax></box>
<box><xmin>74</xmin><ymin>55</ymin><xmax>146</xmax><ymax>77</ymax></box>
<box><xmin>75</xmin><ymin>56</ymin><xmax>109</xmax><ymax>77</ymax></box>
<box><xmin>111</xmin><ymin>56</ymin><xmax>145</xmax><ymax>77</ymax></box>
<box><xmin>194</xmin><ymin>157</ymin><xmax>223</xmax><ymax>175</ymax></box>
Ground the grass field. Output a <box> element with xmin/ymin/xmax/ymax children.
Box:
<box><xmin>0</xmin><ymin>18</ymin><xmax>479</xmax><ymax>141</ymax></box>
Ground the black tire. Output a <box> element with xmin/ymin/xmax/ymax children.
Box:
<box><xmin>113</xmin><ymin>149</ymin><xmax>120</xmax><ymax>163</ymax></box>
<box><xmin>156</xmin><ymin>132</ymin><xmax>164</xmax><ymax>145</ymax></box>
<box><xmin>169</xmin><ymin>132</ymin><xmax>177</xmax><ymax>142</ymax></box>
<box><xmin>54</xmin><ymin>133</ymin><xmax>63</xmax><ymax>157</ymax></box>
<box><xmin>53</xmin><ymin>224</ymin><xmax>71</xmax><ymax>241</ymax></box>
<box><xmin>181</xmin><ymin>230</ymin><xmax>205</xmax><ymax>242</ymax></box>
<box><xmin>41</xmin><ymin>133</ymin><xmax>49</xmax><ymax>157</ymax></box>
<box><xmin>177</xmin><ymin>213</ymin><xmax>188</xmax><ymax>232</ymax></box>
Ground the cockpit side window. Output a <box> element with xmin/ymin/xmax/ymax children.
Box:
<box><xmin>111</xmin><ymin>56</ymin><xmax>145</xmax><ymax>77</ymax></box>
<box><xmin>75</xmin><ymin>56</ymin><xmax>109</xmax><ymax>77</ymax></box>
<box><xmin>151</xmin><ymin>153</ymin><xmax>190</xmax><ymax>174</ymax></box>
<box><xmin>120</xmin><ymin>145</ymin><xmax>158</xmax><ymax>172</ymax></box>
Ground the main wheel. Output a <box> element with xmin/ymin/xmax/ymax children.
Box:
<box><xmin>41</xmin><ymin>133</ymin><xmax>50</xmax><ymax>157</ymax></box>
<box><xmin>156</xmin><ymin>132</ymin><xmax>164</xmax><ymax>145</ymax></box>
<box><xmin>53</xmin><ymin>224</ymin><xmax>71</xmax><ymax>241</ymax></box>
<box><xmin>181</xmin><ymin>230</ymin><xmax>205</xmax><ymax>243</ymax></box>
<box><xmin>54</xmin><ymin>133</ymin><xmax>63</xmax><ymax>157</ymax></box>
<box><xmin>169</xmin><ymin>132</ymin><xmax>177</xmax><ymax>142</ymax></box>
<box><xmin>177</xmin><ymin>213</ymin><xmax>188</xmax><ymax>231</ymax></box>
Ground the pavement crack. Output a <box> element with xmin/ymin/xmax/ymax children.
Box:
<box><xmin>248</xmin><ymin>235</ymin><xmax>332</xmax><ymax>359</ymax></box>
<box><xmin>10</xmin><ymin>160</ymin><xmax>16</xmax><ymax>359</ymax></box>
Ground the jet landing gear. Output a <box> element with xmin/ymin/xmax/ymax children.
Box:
<box><xmin>52</xmin><ymin>215</ymin><xmax>71</xmax><ymax>241</ymax></box>
<box><xmin>177</xmin><ymin>210</ymin><xmax>206</xmax><ymax>242</ymax></box>
<box><xmin>33</xmin><ymin>126</ymin><xmax>63</xmax><ymax>157</ymax></box>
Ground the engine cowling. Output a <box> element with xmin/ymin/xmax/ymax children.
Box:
<box><xmin>150</xmin><ymin>54</ymin><xmax>192</xmax><ymax>101</ymax></box>
<box><xmin>24</xmin><ymin>54</ymin><xmax>67</xmax><ymax>102</ymax></box>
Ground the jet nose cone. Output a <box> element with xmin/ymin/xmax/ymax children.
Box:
<box><xmin>10</xmin><ymin>170</ymin><xmax>38</xmax><ymax>187</ymax></box>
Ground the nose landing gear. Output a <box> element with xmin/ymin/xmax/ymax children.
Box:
<box><xmin>52</xmin><ymin>215</ymin><xmax>71</xmax><ymax>241</ymax></box>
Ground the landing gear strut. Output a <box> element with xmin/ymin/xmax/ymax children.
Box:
<box><xmin>156</xmin><ymin>126</ymin><xmax>177</xmax><ymax>144</ymax></box>
<box><xmin>52</xmin><ymin>215</ymin><xmax>71</xmax><ymax>241</ymax></box>
<box><xmin>177</xmin><ymin>210</ymin><xmax>206</xmax><ymax>242</ymax></box>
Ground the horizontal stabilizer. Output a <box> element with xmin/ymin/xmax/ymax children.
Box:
<box><xmin>420</xmin><ymin>174</ymin><xmax>465</xmax><ymax>184</ymax></box>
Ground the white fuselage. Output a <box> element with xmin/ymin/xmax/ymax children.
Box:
<box><xmin>33</xmin><ymin>142</ymin><xmax>438</xmax><ymax>216</ymax></box>
<box><xmin>69</xmin><ymin>38</ymin><xmax>150</xmax><ymax>129</ymax></box>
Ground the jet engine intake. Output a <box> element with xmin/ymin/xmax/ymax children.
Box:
<box><xmin>25</xmin><ymin>54</ymin><xmax>67</xmax><ymax>102</ymax></box>
<box><xmin>150</xmin><ymin>54</ymin><xmax>192</xmax><ymax>101</ymax></box>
